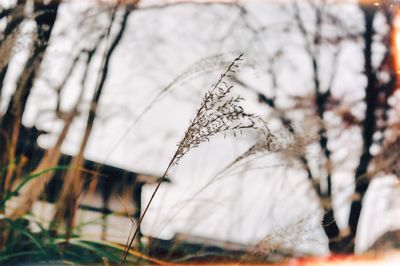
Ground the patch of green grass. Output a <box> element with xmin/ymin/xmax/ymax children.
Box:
<box><xmin>0</xmin><ymin>166</ymin><xmax>149</xmax><ymax>265</ymax></box>
<box><xmin>0</xmin><ymin>215</ymin><xmax>141</xmax><ymax>265</ymax></box>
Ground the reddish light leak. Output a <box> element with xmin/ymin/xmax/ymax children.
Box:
<box><xmin>285</xmin><ymin>251</ymin><xmax>400</xmax><ymax>266</ymax></box>
<box><xmin>393</xmin><ymin>8</ymin><xmax>400</xmax><ymax>76</ymax></box>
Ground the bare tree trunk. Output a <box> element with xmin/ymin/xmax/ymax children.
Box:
<box><xmin>0</xmin><ymin>0</ymin><xmax>61</xmax><ymax>212</ymax></box>
<box><xmin>0</xmin><ymin>0</ymin><xmax>26</xmax><ymax>100</ymax></box>
<box><xmin>332</xmin><ymin>5</ymin><xmax>378</xmax><ymax>254</ymax></box>
<box><xmin>0</xmin><ymin>0</ymin><xmax>61</xmax><ymax>250</ymax></box>
<box><xmin>13</xmin><ymin>45</ymin><xmax>100</xmax><ymax>217</ymax></box>
<box><xmin>52</xmin><ymin>6</ymin><xmax>132</xmax><ymax>239</ymax></box>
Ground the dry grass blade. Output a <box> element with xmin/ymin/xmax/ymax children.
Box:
<box><xmin>133</xmin><ymin>52</ymin><xmax>238</xmax><ymax>125</ymax></box>
<box><xmin>102</xmin><ymin>53</ymin><xmax>237</xmax><ymax>165</ymax></box>
<box><xmin>121</xmin><ymin>53</ymin><xmax>266</xmax><ymax>265</ymax></box>
<box><xmin>219</xmin><ymin>119</ymin><xmax>321</xmax><ymax>178</ymax></box>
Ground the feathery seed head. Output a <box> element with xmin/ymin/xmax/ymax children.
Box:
<box><xmin>172</xmin><ymin>54</ymin><xmax>267</xmax><ymax>166</ymax></box>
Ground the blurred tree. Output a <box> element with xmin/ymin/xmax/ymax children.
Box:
<box><xmin>234</xmin><ymin>0</ymin><xmax>399</xmax><ymax>254</ymax></box>
<box><xmin>0</xmin><ymin>0</ymin><xmax>139</xmax><ymax>244</ymax></box>
<box><xmin>0</xmin><ymin>0</ymin><xmax>61</xmax><ymax>213</ymax></box>
<box><xmin>0</xmin><ymin>0</ymin><xmax>399</xmax><ymax>257</ymax></box>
